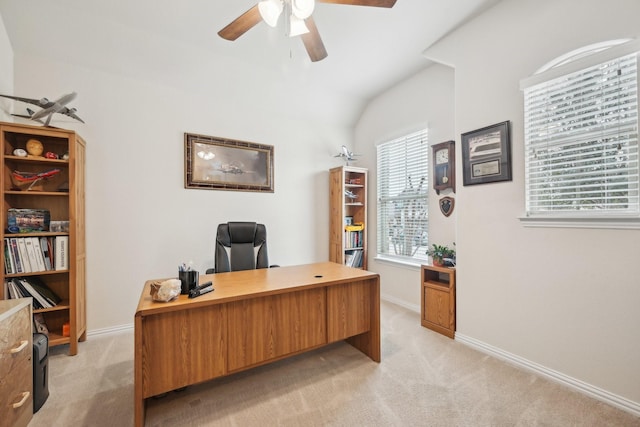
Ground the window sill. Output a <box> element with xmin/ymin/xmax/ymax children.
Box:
<box><xmin>373</xmin><ymin>256</ymin><xmax>424</xmax><ymax>270</ymax></box>
<box><xmin>519</xmin><ymin>215</ymin><xmax>640</xmax><ymax>230</ymax></box>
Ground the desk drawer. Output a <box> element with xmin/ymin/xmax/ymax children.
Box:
<box><xmin>0</xmin><ymin>304</ymin><xmax>33</xmax><ymax>427</ymax></box>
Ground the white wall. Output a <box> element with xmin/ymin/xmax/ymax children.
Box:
<box><xmin>0</xmin><ymin>11</ymin><xmax>13</xmax><ymax>120</ymax></box>
<box><xmin>423</xmin><ymin>0</ymin><xmax>640</xmax><ymax>409</ymax></box>
<box><xmin>11</xmin><ymin>53</ymin><xmax>352</xmax><ymax>332</ymax></box>
<box><xmin>354</xmin><ymin>64</ymin><xmax>456</xmax><ymax>310</ymax></box>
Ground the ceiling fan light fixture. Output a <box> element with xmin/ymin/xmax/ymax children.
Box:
<box><xmin>288</xmin><ymin>15</ymin><xmax>309</xmax><ymax>37</ymax></box>
<box><xmin>291</xmin><ymin>0</ymin><xmax>315</xmax><ymax>19</ymax></box>
<box><xmin>258</xmin><ymin>0</ymin><xmax>284</xmax><ymax>28</ymax></box>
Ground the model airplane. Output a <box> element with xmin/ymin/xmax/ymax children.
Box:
<box><xmin>0</xmin><ymin>92</ymin><xmax>84</xmax><ymax>126</ymax></box>
<box><xmin>334</xmin><ymin>145</ymin><xmax>360</xmax><ymax>165</ymax></box>
<box><xmin>345</xmin><ymin>190</ymin><xmax>358</xmax><ymax>200</ymax></box>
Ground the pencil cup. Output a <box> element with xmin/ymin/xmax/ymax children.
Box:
<box><xmin>178</xmin><ymin>270</ymin><xmax>199</xmax><ymax>295</ymax></box>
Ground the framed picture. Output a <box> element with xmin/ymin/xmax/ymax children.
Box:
<box><xmin>461</xmin><ymin>121</ymin><xmax>512</xmax><ymax>186</ymax></box>
<box><xmin>185</xmin><ymin>133</ymin><xmax>274</xmax><ymax>192</ymax></box>
<box><xmin>345</xmin><ymin>216</ymin><xmax>354</xmax><ymax>226</ymax></box>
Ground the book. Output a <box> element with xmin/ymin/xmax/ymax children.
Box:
<box><xmin>24</xmin><ymin>237</ymin><xmax>43</xmax><ymax>272</ymax></box>
<box><xmin>7</xmin><ymin>279</ymin><xmax>22</xmax><ymax>299</ymax></box>
<box><xmin>354</xmin><ymin>250</ymin><xmax>363</xmax><ymax>268</ymax></box>
<box><xmin>28</xmin><ymin>276</ymin><xmax>61</xmax><ymax>306</ymax></box>
<box><xmin>345</xmin><ymin>252</ymin><xmax>354</xmax><ymax>267</ymax></box>
<box><xmin>46</xmin><ymin>237</ymin><xmax>54</xmax><ymax>270</ymax></box>
<box><xmin>9</xmin><ymin>238</ymin><xmax>23</xmax><ymax>274</ymax></box>
<box><xmin>17</xmin><ymin>238</ymin><xmax>31</xmax><ymax>273</ymax></box>
<box><xmin>5</xmin><ymin>279</ymin><xmax>17</xmax><ymax>299</ymax></box>
<box><xmin>17</xmin><ymin>278</ymin><xmax>52</xmax><ymax>308</ymax></box>
<box><xmin>30</xmin><ymin>237</ymin><xmax>47</xmax><ymax>272</ymax></box>
<box><xmin>4</xmin><ymin>239</ymin><xmax>14</xmax><ymax>274</ymax></box>
<box><xmin>55</xmin><ymin>236</ymin><xmax>69</xmax><ymax>271</ymax></box>
<box><xmin>11</xmin><ymin>278</ymin><xmax>45</xmax><ymax>309</ymax></box>
<box><xmin>40</xmin><ymin>237</ymin><xmax>52</xmax><ymax>270</ymax></box>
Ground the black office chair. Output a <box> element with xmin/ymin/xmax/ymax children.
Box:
<box><xmin>206</xmin><ymin>222</ymin><xmax>275</xmax><ymax>274</ymax></box>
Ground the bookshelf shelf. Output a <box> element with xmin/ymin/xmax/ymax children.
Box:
<box><xmin>5</xmin><ymin>270</ymin><xmax>69</xmax><ymax>278</ymax></box>
<box><xmin>1</xmin><ymin>121</ymin><xmax>86</xmax><ymax>356</ymax></box>
<box><xmin>4</xmin><ymin>154</ymin><xmax>70</xmax><ymax>165</ymax></box>
<box><xmin>6</xmin><ymin>231</ymin><xmax>69</xmax><ymax>237</ymax></box>
<box><xmin>329</xmin><ymin>166</ymin><xmax>368</xmax><ymax>269</ymax></box>
<box><xmin>48</xmin><ymin>333</ymin><xmax>70</xmax><ymax>346</ymax></box>
<box><xmin>5</xmin><ymin>191</ymin><xmax>69</xmax><ymax>196</ymax></box>
<box><xmin>34</xmin><ymin>300</ymin><xmax>70</xmax><ymax>313</ymax></box>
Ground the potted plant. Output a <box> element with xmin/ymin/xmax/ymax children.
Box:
<box><xmin>426</xmin><ymin>244</ymin><xmax>455</xmax><ymax>267</ymax></box>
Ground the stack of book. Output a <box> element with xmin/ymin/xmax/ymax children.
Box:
<box><xmin>4</xmin><ymin>276</ymin><xmax>62</xmax><ymax>309</ymax></box>
<box><xmin>344</xmin><ymin>229</ymin><xmax>363</xmax><ymax>248</ymax></box>
<box><xmin>344</xmin><ymin>223</ymin><xmax>365</xmax><ymax>249</ymax></box>
<box><xmin>3</xmin><ymin>236</ymin><xmax>69</xmax><ymax>274</ymax></box>
<box><xmin>345</xmin><ymin>249</ymin><xmax>364</xmax><ymax>268</ymax></box>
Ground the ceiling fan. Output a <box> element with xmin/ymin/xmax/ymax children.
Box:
<box><xmin>218</xmin><ymin>0</ymin><xmax>397</xmax><ymax>62</ymax></box>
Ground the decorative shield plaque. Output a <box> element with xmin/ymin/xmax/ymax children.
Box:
<box><xmin>439</xmin><ymin>196</ymin><xmax>455</xmax><ymax>217</ymax></box>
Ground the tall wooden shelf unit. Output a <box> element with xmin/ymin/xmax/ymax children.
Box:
<box><xmin>421</xmin><ymin>265</ymin><xmax>455</xmax><ymax>338</ymax></box>
<box><xmin>0</xmin><ymin>121</ymin><xmax>86</xmax><ymax>355</ymax></box>
<box><xmin>329</xmin><ymin>166</ymin><xmax>368</xmax><ymax>269</ymax></box>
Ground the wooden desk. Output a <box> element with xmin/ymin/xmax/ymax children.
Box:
<box><xmin>134</xmin><ymin>262</ymin><xmax>380</xmax><ymax>427</ymax></box>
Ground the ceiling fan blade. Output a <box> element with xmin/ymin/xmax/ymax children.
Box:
<box><xmin>218</xmin><ymin>5</ymin><xmax>262</xmax><ymax>41</ymax></box>
<box><xmin>317</xmin><ymin>0</ymin><xmax>397</xmax><ymax>7</ymax></box>
<box><xmin>301</xmin><ymin>16</ymin><xmax>328</xmax><ymax>62</ymax></box>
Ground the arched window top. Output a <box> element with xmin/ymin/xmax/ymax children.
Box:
<box><xmin>521</xmin><ymin>38</ymin><xmax>639</xmax><ymax>91</ymax></box>
<box><xmin>535</xmin><ymin>39</ymin><xmax>632</xmax><ymax>74</ymax></box>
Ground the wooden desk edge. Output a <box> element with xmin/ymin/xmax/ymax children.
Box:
<box><xmin>135</xmin><ymin>265</ymin><xmax>380</xmax><ymax>318</ymax></box>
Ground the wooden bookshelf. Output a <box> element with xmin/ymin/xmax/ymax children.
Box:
<box><xmin>0</xmin><ymin>121</ymin><xmax>86</xmax><ymax>355</ymax></box>
<box><xmin>329</xmin><ymin>166</ymin><xmax>368</xmax><ymax>269</ymax></box>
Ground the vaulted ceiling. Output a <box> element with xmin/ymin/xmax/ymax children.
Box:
<box><xmin>0</xmin><ymin>0</ymin><xmax>499</xmax><ymax>125</ymax></box>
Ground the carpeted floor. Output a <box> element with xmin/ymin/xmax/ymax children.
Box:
<box><xmin>28</xmin><ymin>301</ymin><xmax>640</xmax><ymax>426</ymax></box>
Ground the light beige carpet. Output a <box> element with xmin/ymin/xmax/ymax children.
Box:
<box><xmin>28</xmin><ymin>301</ymin><xmax>639</xmax><ymax>426</ymax></box>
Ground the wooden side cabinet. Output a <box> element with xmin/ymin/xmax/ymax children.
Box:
<box><xmin>421</xmin><ymin>265</ymin><xmax>455</xmax><ymax>338</ymax></box>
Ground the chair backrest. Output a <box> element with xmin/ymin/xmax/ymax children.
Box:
<box><xmin>215</xmin><ymin>222</ymin><xmax>269</xmax><ymax>273</ymax></box>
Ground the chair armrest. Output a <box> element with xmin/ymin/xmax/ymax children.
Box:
<box><xmin>205</xmin><ymin>268</ymin><xmax>215</xmax><ymax>274</ymax></box>
<box><xmin>269</xmin><ymin>265</ymin><xmax>280</xmax><ymax>268</ymax></box>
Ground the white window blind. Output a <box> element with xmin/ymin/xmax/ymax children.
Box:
<box><xmin>376</xmin><ymin>129</ymin><xmax>429</xmax><ymax>263</ymax></box>
<box><xmin>523</xmin><ymin>52</ymin><xmax>639</xmax><ymax>217</ymax></box>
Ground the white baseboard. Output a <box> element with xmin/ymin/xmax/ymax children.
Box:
<box><xmin>455</xmin><ymin>333</ymin><xmax>640</xmax><ymax>418</ymax></box>
<box><xmin>381</xmin><ymin>293</ymin><xmax>419</xmax><ymax>313</ymax></box>
<box><xmin>86</xmin><ymin>323</ymin><xmax>133</xmax><ymax>338</ymax></box>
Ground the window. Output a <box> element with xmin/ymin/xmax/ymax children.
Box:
<box><xmin>522</xmin><ymin>41</ymin><xmax>639</xmax><ymax>225</ymax></box>
<box><xmin>376</xmin><ymin>129</ymin><xmax>429</xmax><ymax>263</ymax></box>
